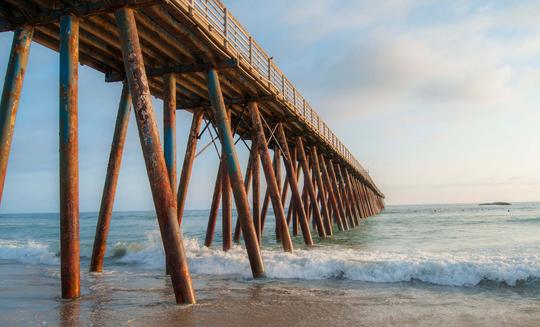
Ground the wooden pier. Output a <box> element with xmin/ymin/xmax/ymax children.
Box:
<box><xmin>0</xmin><ymin>0</ymin><xmax>385</xmax><ymax>304</ymax></box>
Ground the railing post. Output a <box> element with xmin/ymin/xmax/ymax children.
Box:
<box><xmin>189</xmin><ymin>0</ymin><xmax>194</xmax><ymax>15</ymax></box>
<box><xmin>0</xmin><ymin>26</ymin><xmax>33</xmax><ymax>207</ymax></box>
<box><xmin>59</xmin><ymin>15</ymin><xmax>80</xmax><ymax>299</ymax></box>
<box><xmin>249</xmin><ymin>36</ymin><xmax>253</xmax><ymax>65</ymax></box>
<box><xmin>267</xmin><ymin>58</ymin><xmax>272</xmax><ymax>87</ymax></box>
<box><xmin>223</xmin><ymin>7</ymin><xmax>228</xmax><ymax>48</ymax></box>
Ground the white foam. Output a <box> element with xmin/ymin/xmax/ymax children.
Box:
<box><xmin>0</xmin><ymin>239</ymin><xmax>58</xmax><ymax>265</ymax></box>
<box><xmin>116</xmin><ymin>232</ymin><xmax>540</xmax><ymax>287</ymax></box>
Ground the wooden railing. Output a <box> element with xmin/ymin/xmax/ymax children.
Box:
<box><xmin>173</xmin><ymin>0</ymin><xmax>379</xmax><ymax>191</ymax></box>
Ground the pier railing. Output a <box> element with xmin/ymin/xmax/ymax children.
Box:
<box><xmin>172</xmin><ymin>0</ymin><xmax>381</xmax><ymax>194</ymax></box>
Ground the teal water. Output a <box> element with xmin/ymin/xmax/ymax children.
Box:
<box><xmin>1</xmin><ymin>203</ymin><xmax>540</xmax><ymax>326</ymax></box>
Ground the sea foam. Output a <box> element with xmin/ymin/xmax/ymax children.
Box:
<box><xmin>0</xmin><ymin>239</ymin><xmax>58</xmax><ymax>265</ymax></box>
<box><xmin>116</xmin><ymin>231</ymin><xmax>540</xmax><ymax>287</ymax></box>
<box><xmin>3</xmin><ymin>232</ymin><xmax>540</xmax><ymax>287</ymax></box>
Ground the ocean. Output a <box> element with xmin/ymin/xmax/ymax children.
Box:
<box><xmin>1</xmin><ymin>203</ymin><xmax>540</xmax><ymax>326</ymax></box>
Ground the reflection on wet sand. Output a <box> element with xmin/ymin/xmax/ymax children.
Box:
<box><xmin>59</xmin><ymin>299</ymin><xmax>80</xmax><ymax>327</ymax></box>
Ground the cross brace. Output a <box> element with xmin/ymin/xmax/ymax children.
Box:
<box><xmin>105</xmin><ymin>59</ymin><xmax>239</xmax><ymax>82</ymax></box>
<box><xmin>176</xmin><ymin>94</ymin><xmax>276</xmax><ymax>110</ymax></box>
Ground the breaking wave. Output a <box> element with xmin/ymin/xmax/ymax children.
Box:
<box><xmin>0</xmin><ymin>239</ymin><xmax>58</xmax><ymax>265</ymax></box>
<box><xmin>3</xmin><ymin>232</ymin><xmax>540</xmax><ymax>287</ymax></box>
<box><xmin>115</xmin><ymin>232</ymin><xmax>540</xmax><ymax>287</ymax></box>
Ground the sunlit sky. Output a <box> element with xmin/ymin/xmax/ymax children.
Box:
<box><xmin>1</xmin><ymin>0</ymin><xmax>540</xmax><ymax>213</ymax></box>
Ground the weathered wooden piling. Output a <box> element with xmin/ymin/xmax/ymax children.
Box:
<box><xmin>248</xmin><ymin>102</ymin><xmax>293</xmax><ymax>252</ymax></box>
<box><xmin>90</xmin><ymin>83</ymin><xmax>131</xmax><ymax>273</ymax></box>
<box><xmin>233</xmin><ymin>152</ymin><xmax>253</xmax><ymax>243</ymax></box>
<box><xmin>296</xmin><ymin>138</ymin><xmax>326</xmax><ymax>238</ymax></box>
<box><xmin>318</xmin><ymin>154</ymin><xmax>345</xmax><ymax>231</ymax></box>
<box><xmin>276</xmin><ymin>124</ymin><xmax>313</xmax><ymax>245</ymax></box>
<box><xmin>204</xmin><ymin>161</ymin><xmax>223</xmax><ymax>247</ymax></box>
<box><xmin>221</xmin><ymin>150</ymin><xmax>233</xmax><ymax>251</ymax></box>
<box><xmin>177</xmin><ymin>110</ymin><xmax>203</xmax><ymax>225</ymax></box>
<box><xmin>0</xmin><ymin>26</ymin><xmax>33</xmax><ymax>206</ymax></box>
<box><xmin>59</xmin><ymin>15</ymin><xmax>80</xmax><ymax>299</ymax></box>
<box><xmin>327</xmin><ymin>158</ymin><xmax>351</xmax><ymax>230</ymax></box>
<box><xmin>207</xmin><ymin>68</ymin><xmax>265</xmax><ymax>277</ymax></box>
<box><xmin>336</xmin><ymin>163</ymin><xmax>356</xmax><ymax>227</ymax></box>
<box><xmin>163</xmin><ymin>73</ymin><xmax>177</xmax><ymax>197</ymax></box>
<box><xmin>310</xmin><ymin>147</ymin><xmax>333</xmax><ymax>235</ymax></box>
<box><xmin>251</xmin><ymin>135</ymin><xmax>261</xmax><ymax>243</ymax></box>
<box><xmin>114</xmin><ymin>7</ymin><xmax>195</xmax><ymax>304</ymax></box>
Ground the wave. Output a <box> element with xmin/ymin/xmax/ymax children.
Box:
<box><xmin>3</xmin><ymin>233</ymin><xmax>540</xmax><ymax>288</ymax></box>
<box><xmin>117</xmin><ymin>231</ymin><xmax>540</xmax><ymax>287</ymax></box>
<box><xmin>0</xmin><ymin>239</ymin><xmax>58</xmax><ymax>265</ymax></box>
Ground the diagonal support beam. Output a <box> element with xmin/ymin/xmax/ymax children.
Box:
<box><xmin>295</xmin><ymin>138</ymin><xmax>326</xmax><ymax>238</ymax></box>
<box><xmin>204</xmin><ymin>160</ymin><xmax>222</xmax><ymax>247</ymax></box>
<box><xmin>326</xmin><ymin>158</ymin><xmax>351</xmax><ymax>230</ymax></box>
<box><xmin>0</xmin><ymin>26</ymin><xmax>33</xmax><ymax>207</ymax></box>
<box><xmin>115</xmin><ymin>7</ymin><xmax>195</xmax><ymax>304</ymax></box>
<box><xmin>90</xmin><ymin>82</ymin><xmax>131</xmax><ymax>273</ymax></box>
<box><xmin>318</xmin><ymin>153</ymin><xmax>345</xmax><ymax>231</ymax></box>
<box><xmin>207</xmin><ymin>68</ymin><xmax>265</xmax><ymax>277</ymax></box>
<box><xmin>232</xmin><ymin>150</ymin><xmax>254</xmax><ymax>243</ymax></box>
<box><xmin>276</xmin><ymin>124</ymin><xmax>314</xmax><ymax>245</ymax></box>
<box><xmin>248</xmin><ymin>102</ymin><xmax>293</xmax><ymax>252</ymax></box>
<box><xmin>309</xmin><ymin>147</ymin><xmax>333</xmax><ymax>236</ymax></box>
<box><xmin>177</xmin><ymin>110</ymin><xmax>204</xmax><ymax>225</ymax></box>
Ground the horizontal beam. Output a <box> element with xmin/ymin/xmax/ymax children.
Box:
<box><xmin>177</xmin><ymin>94</ymin><xmax>276</xmax><ymax>110</ymax></box>
<box><xmin>0</xmin><ymin>0</ymin><xmax>163</xmax><ymax>32</ymax></box>
<box><xmin>105</xmin><ymin>59</ymin><xmax>239</xmax><ymax>82</ymax></box>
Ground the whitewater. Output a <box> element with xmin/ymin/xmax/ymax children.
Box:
<box><xmin>2</xmin><ymin>203</ymin><xmax>540</xmax><ymax>287</ymax></box>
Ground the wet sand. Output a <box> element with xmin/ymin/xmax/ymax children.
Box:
<box><xmin>2</xmin><ymin>262</ymin><xmax>540</xmax><ymax>327</ymax></box>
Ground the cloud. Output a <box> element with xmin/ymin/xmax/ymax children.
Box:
<box><xmin>290</xmin><ymin>3</ymin><xmax>540</xmax><ymax>123</ymax></box>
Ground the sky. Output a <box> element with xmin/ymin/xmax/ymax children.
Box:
<box><xmin>1</xmin><ymin>0</ymin><xmax>540</xmax><ymax>213</ymax></box>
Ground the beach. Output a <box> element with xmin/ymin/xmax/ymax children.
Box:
<box><xmin>2</xmin><ymin>203</ymin><xmax>540</xmax><ymax>326</ymax></box>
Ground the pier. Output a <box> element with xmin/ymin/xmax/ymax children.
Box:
<box><xmin>0</xmin><ymin>0</ymin><xmax>384</xmax><ymax>304</ymax></box>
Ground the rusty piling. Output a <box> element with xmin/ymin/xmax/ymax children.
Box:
<box><xmin>115</xmin><ymin>7</ymin><xmax>195</xmax><ymax>304</ymax></box>
<box><xmin>248</xmin><ymin>102</ymin><xmax>293</xmax><ymax>252</ymax></box>
<box><xmin>207</xmin><ymin>68</ymin><xmax>265</xmax><ymax>277</ymax></box>
<box><xmin>177</xmin><ymin>110</ymin><xmax>204</xmax><ymax>225</ymax></box>
<box><xmin>90</xmin><ymin>82</ymin><xmax>131</xmax><ymax>273</ymax></box>
<box><xmin>0</xmin><ymin>26</ymin><xmax>33</xmax><ymax>207</ymax></box>
<box><xmin>163</xmin><ymin>73</ymin><xmax>177</xmax><ymax>197</ymax></box>
<box><xmin>59</xmin><ymin>15</ymin><xmax>80</xmax><ymax>299</ymax></box>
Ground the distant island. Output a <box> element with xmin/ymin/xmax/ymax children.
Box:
<box><xmin>479</xmin><ymin>202</ymin><xmax>512</xmax><ymax>206</ymax></box>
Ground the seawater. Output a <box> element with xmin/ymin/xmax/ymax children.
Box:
<box><xmin>1</xmin><ymin>203</ymin><xmax>540</xmax><ymax>326</ymax></box>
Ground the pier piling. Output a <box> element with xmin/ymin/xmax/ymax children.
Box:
<box><xmin>207</xmin><ymin>68</ymin><xmax>265</xmax><ymax>277</ymax></box>
<box><xmin>90</xmin><ymin>82</ymin><xmax>131</xmax><ymax>273</ymax></box>
<box><xmin>248</xmin><ymin>102</ymin><xmax>293</xmax><ymax>252</ymax></box>
<box><xmin>0</xmin><ymin>26</ymin><xmax>33</xmax><ymax>206</ymax></box>
<box><xmin>59</xmin><ymin>15</ymin><xmax>80</xmax><ymax>299</ymax></box>
<box><xmin>115</xmin><ymin>7</ymin><xmax>195</xmax><ymax>304</ymax></box>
